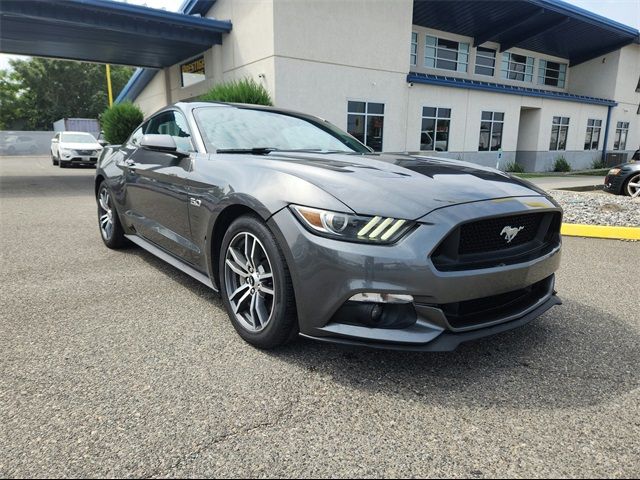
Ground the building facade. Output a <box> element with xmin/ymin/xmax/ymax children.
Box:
<box><xmin>119</xmin><ymin>0</ymin><xmax>640</xmax><ymax>172</ymax></box>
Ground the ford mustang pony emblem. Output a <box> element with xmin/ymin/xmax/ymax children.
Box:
<box><xmin>500</xmin><ymin>225</ymin><xmax>525</xmax><ymax>243</ymax></box>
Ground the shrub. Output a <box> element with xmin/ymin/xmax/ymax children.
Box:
<box><xmin>591</xmin><ymin>157</ymin><xmax>607</xmax><ymax>169</ymax></box>
<box><xmin>504</xmin><ymin>161</ymin><xmax>525</xmax><ymax>173</ymax></box>
<box><xmin>553</xmin><ymin>156</ymin><xmax>572</xmax><ymax>172</ymax></box>
<box><xmin>200</xmin><ymin>78</ymin><xmax>273</xmax><ymax>106</ymax></box>
<box><xmin>100</xmin><ymin>101</ymin><xmax>144</xmax><ymax>145</ymax></box>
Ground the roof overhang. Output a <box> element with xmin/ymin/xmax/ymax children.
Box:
<box><xmin>0</xmin><ymin>0</ymin><xmax>232</xmax><ymax>68</ymax></box>
<box><xmin>413</xmin><ymin>0</ymin><xmax>639</xmax><ymax>66</ymax></box>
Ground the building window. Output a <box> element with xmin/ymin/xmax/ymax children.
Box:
<box><xmin>478</xmin><ymin>111</ymin><xmax>504</xmax><ymax>151</ymax></box>
<box><xmin>501</xmin><ymin>52</ymin><xmax>534</xmax><ymax>82</ymax></box>
<box><xmin>584</xmin><ymin>119</ymin><xmax>602</xmax><ymax>150</ymax></box>
<box><xmin>425</xmin><ymin>35</ymin><xmax>469</xmax><ymax>72</ymax></box>
<box><xmin>347</xmin><ymin>101</ymin><xmax>385</xmax><ymax>152</ymax></box>
<box><xmin>181</xmin><ymin>56</ymin><xmax>205</xmax><ymax>87</ymax></box>
<box><xmin>410</xmin><ymin>32</ymin><xmax>418</xmax><ymax>66</ymax></box>
<box><xmin>550</xmin><ymin>116</ymin><xmax>570</xmax><ymax>151</ymax></box>
<box><xmin>614</xmin><ymin>121</ymin><xmax>629</xmax><ymax>150</ymax></box>
<box><xmin>421</xmin><ymin>107</ymin><xmax>451</xmax><ymax>151</ymax></box>
<box><xmin>538</xmin><ymin>60</ymin><xmax>567</xmax><ymax>88</ymax></box>
<box><xmin>475</xmin><ymin>47</ymin><xmax>496</xmax><ymax>77</ymax></box>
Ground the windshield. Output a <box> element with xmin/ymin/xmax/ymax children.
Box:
<box><xmin>194</xmin><ymin>106</ymin><xmax>370</xmax><ymax>153</ymax></box>
<box><xmin>61</xmin><ymin>133</ymin><xmax>96</xmax><ymax>143</ymax></box>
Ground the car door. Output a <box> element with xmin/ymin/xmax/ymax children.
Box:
<box><xmin>121</xmin><ymin>110</ymin><xmax>198</xmax><ymax>262</ymax></box>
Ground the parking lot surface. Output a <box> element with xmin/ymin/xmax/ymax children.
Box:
<box><xmin>1</xmin><ymin>156</ymin><xmax>639</xmax><ymax>478</ymax></box>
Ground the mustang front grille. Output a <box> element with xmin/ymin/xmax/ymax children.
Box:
<box><xmin>459</xmin><ymin>212</ymin><xmax>544</xmax><ymax>254</ymax></box>
<box><xmin>431</xmin><ymin>211</ymin><xmax>561</xmax><ymax>271</ymax></box>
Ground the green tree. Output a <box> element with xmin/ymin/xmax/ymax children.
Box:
<box><xmin>0</xmin><ymin>58</ymin><xmax>134</xmax><ymax>130</ymax></box>
<box><xmin>0</xmin><ymin>69</ymin><xmax>23</xmax><ymax>129</ymax></box>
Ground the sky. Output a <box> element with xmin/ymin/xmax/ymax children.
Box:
<box><xmin>1</xmin><ymin>0</ymin><xmax>639</xmax><ymax>70</ymax></box>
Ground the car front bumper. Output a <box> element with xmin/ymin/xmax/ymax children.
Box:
<box><xmin>604</xmin><ymin>174</ymin><xmax>624</xmax><ymax>194</ymax></box>
<box><xmin>268</xmin><ymin>195</ymin><xmax>562</xmax><ymax>351</ymax></box>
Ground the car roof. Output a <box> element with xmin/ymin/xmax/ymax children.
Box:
<box><xmin>155</xmin><ymin>101</ymin><xmax>323</xmax><ymax>122</ymax></box>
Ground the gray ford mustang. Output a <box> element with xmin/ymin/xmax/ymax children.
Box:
<box><xmin>95</xmin><ymin>102</ymin><xmax>562</xmax><ymax>350</ymax></box>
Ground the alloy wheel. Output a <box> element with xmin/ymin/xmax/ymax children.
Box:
<box><xmin>98</xmin><ymin>187</ymin><xmax>114</xmax><ymax>240</ymax></box>
<box><xmin>224</xmin><ymin>232</ymin><xmax>275</xmax><ymax>332</ymax></box>
<box><xmin>626</xmin><ymin>173</ymin><xmax>640</xmax><ymax>198</ymax></box>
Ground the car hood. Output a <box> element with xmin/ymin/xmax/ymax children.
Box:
<box><xmin>259</xmin><ymin>152</ymin><xmax>549</xmax><ymax>219</ymax></box>
<box><xmin>59</xmin><ymin>142</ymin><xmax>102</xmax><ymax>150</ymax></box>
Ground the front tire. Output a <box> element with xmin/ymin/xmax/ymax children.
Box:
<box><xmin>623</xmin><ymin>173</ymin><xmax>640</xmax><ymax>198</ymax></box>
<box><xmin>219</xmin><ymin>215</ymin><xmax>298</xmax><ymax>349</ymax></box>
<box><xmin>97</xmin><ymin>182</ymin><xmax>127</xmax><ymax>249</ymax></box>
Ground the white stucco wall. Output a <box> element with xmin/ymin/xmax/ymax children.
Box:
<box><xmin>129</xmin><ymin>0</ymin><xmax>636</xmax><ymax>169</ymax></box>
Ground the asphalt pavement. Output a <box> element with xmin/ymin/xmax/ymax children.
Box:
<box><xmin>1</xmin><ymin>156</ymin><xmax>638</xmax><ymax>478</ymax></box>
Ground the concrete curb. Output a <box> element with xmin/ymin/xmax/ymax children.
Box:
<box><xmin>561</xmin><ymin>223</ymin><xmax>640</xmax><ymax>240</ymax></box>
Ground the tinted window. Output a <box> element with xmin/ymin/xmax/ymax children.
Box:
<box><xmin>146</xmin><ymin>111</ymin><xmax>194</xmax><ymax>151</ymax></box>
<box><xmin>128</xmin><ymin>126</ymin><xmax>145</xmax><ymax>146</ymax></box>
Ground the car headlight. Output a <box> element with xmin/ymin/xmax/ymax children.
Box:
<box><xmin>59</xmin><ymin>148</ymin><xmax>72</xmax><ymax>156</ymax></box>
<box><xmin>290</xmin><ymin>205</ymin><xmax>413</xmax><ymax>244</ymax></box>
<box><xmin>608</xmin><ymin>168</ymin><xmax>621</xmax><ymax>175</ymax></box>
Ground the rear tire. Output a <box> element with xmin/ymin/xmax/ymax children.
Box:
<box><xmin>219</xmin><ymin>215</ymin><xmax>298</xmax><ymax>349</ymax></box>
<box><xmin>97</xmin><ymin>182</ymin><xmax>127</xmax><ymax>249</ymax></box>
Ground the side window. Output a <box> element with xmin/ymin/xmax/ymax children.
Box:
<box><xmin>145</xmin><ymin>111</ymin><xmax>194</xmax><ymax>152</ymax></box>
<box><xmin>128</xmin><ymin>126</ymin><xmax>145</xmax><ymax>146</ymax></box>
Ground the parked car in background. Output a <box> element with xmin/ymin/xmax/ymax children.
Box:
<box><xmin>51</xmin><ymin>131</ymin><xmax>103</xmax><ymax>168</ymax></box>
<box><xmin>95</xmin><ymin>102</ymin><xmax>563</xmax><ymax>351</ymax></box>
<box><xmin>604</xmin><ymin>157</ymin><xmax>640</xmax><ymax>198</ymax></box>
<box><xmin>0</xmin><ymin>135</ymin><xmax>38</xmax><ymax>155</ymax></box>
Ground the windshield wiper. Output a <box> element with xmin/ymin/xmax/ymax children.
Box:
<box><xmin>215</xmin><ymin>148</ymin><xmax>355</xmax><ymax>155</ymax></box>
<box><xmin>215</xmin><ymin>147</ymin><xmax>277</xmax><ymax>155</ymax></box>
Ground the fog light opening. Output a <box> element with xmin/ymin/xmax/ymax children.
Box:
<box><xmin>332</xmin><ymin>300</ymin><xmax>417</xmax><ymax>330</ymax></box>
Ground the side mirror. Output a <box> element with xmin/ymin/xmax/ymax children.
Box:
<box><xmin>52</xmin><ymin>138</ymin><xmax>59</xmax><ymax>143</ymax></box>
<box><xmin>98</xmin><ymin>140</ymin><xmax>108</xmax><ymax>147</ymax></box>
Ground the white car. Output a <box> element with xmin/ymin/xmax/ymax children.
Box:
<box><xmin>0</xmin><ymin>135</ymin><xmax>38</xmax><ymax>155</ymax></box>
<box><xmin>51</xmin><ymin>131</ymin><xmax>103</xmax><ymax>168</ymax></box>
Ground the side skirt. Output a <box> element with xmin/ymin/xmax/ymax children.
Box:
<box><xmin>125</xmin><ymin>234</ymin><xmax>217</xmax><ymax>292</ymax></box>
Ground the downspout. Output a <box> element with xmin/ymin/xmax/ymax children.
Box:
<box><xmin>601</xmin><ymin>104</ymin><xmax>613</xmax><ymax>164</ymax></box>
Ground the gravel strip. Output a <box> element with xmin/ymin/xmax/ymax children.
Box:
<box><xmin>549</xmin><ymin>190</ymin><xmax>639</xmax><ymax>227</ymax></box>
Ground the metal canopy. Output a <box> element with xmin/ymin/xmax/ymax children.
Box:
<box><xmin>0</xmin><ymin>0</ymin><xmax>232</xmax><ymax>68</ymax></box>
<box><xmin>413</xmin><ymin>0</ymin><xmax>639</xmax><ymax>66</ymax></box>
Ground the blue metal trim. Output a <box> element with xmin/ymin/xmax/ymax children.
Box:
<box><xmin>69</xmin><ymin>0</ymin><xmax>231</xmax><ymax>31</ymax></box>
<box><xmin>407</xmin><ymin>73</ymin><xmax>617</xmax><ymax>107</ymax></box>
<box><xmin>115</xmin><ymin>69</ymin><xmax>157</xmax><ymax>104</ymax></box>
<box><xmin>530</xmin><ymin>0</ymin><xmax>639</xmax><ymax>36</ymax></box>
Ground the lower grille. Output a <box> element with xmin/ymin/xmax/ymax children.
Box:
<box><xmin>434</xmin><ymin>276</ymin><xmax>553</xmax><ymax>330</ymax></box>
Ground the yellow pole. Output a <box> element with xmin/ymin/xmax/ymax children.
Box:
<box><xmin>106</xmin><ymin>64</ymin><xmax>113</xmax><ymax>107</ymax></box>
